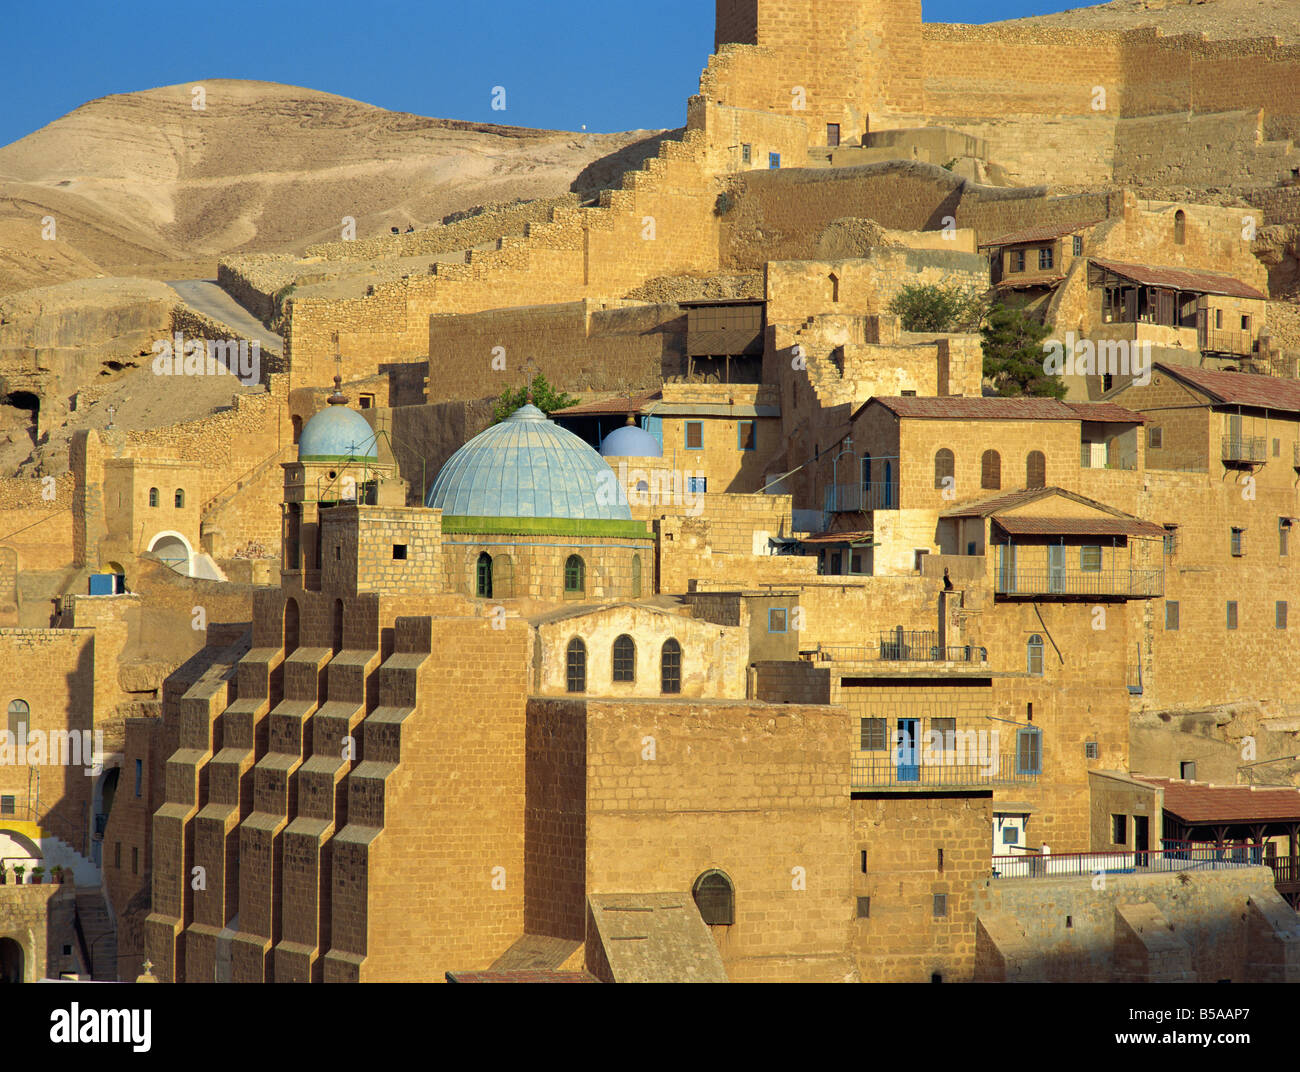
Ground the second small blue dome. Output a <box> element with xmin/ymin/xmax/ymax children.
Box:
<box><xmin>299</xmin><ymin>404</ymin><xmax>378</xmax><ymax>462</ymax></box>
<box><xmin>601</xmin><ymin>423</ymin><xmax>663</xmax><ymax>458</ymax></box>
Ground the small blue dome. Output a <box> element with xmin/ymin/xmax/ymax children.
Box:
<box><xmin>299</xmin><ymin>404</ymin><xmax>378</xmax><ymax>462</ymax></box>
<box><xmin>601</xmin><ymin>423</ymin><xmax>663</xmax><ymax>458</ymax></box>
<box><xmin>427</xmin><ymin>404</ymin><xmax>631</xmax><ymax>520</ymax></box>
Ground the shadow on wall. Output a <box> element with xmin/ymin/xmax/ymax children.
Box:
<box><xmin>571</xmin><ymin>130</ymin><xmax>683</xmax><ymax>198</ymax></box>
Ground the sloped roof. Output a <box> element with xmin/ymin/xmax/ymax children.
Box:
<box><xmin>994</xmin><ymin>516</ymin><xmax>1166</xmax><ymax>538</ymax></box>
<box><xmin>979</xmin><ymin>219</ymin><xmax>1103</xmax><ymax>249</ymax></box>
<box><xmin>858</xmin><ymin>396</ymin><xmax>1080</xmax><ymax>422</ymax></box>
<box><xmin>1089</xmin><ymin>257</ymin><xmax>1267</xmax><ymax>300</ymax></box>
<box><xmin>800</xmin><ymin>529</ymin><xmax>874</xmax><ymax>545</ymax></box>
<box><xmin>552</xmin><ymin>391</ymin><xmax>662</xmax><ymax>417</ymax></box>
<box><xmin>588</xmin><ymin>893</ymin><xmax>729</xmax><ymax>983</ymax></box>
<box><xmin>1065</xmin><ymin>401</ymin><xmax>1147</xmax><ymax>424</ymax></box>
<box><xmin>1153</xmin><ymin>362</ymin><xmax>1300</xmax><ymax>414</ymax></box>
<box><xmin>1136</xmin><ymin>777</ymin><xmax>1300</xmax><ymax>824</ymax></box>
<box><xmin>940</xmin><ymin>486</ymin><xmax>1137</xmax><ymax>521</ymax></box>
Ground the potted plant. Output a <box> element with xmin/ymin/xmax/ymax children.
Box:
<box><xmin>30</xmin><ymin>867</ymin><xmax>44</xmax><ymax>885</ymax></box>
<box><xmin>13</xmin><ymin>865</ymin><xmax>25</xmax><ymax>885</ymax></box>
<box><xmin>50</xmin><ymin>866</ymin><xmax>64</xmax><ymax>885</ymax></box>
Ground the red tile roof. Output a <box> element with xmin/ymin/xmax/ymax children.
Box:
<box><xmin>1136</xmin><ymin>777</ymin><xmax>1300</xmax><ymax>824</ymax></box>
<box><xmin>862</xmin><ymin>397</ymin><xmax>1080</xmax><ymax>421</ymax></box>
<box><xmin>1090</xmin><ymin>257</ymin><xmax>1267</xmax><ymax>300</ymax></box>
<box><xmin>1065</xmin><ymin>401</ymin><xmax>1147</xmax><ymax>424</ymax></box>
<box><xmin>994</xmin><ymin>516</ymin><xmax>1167</xmax><ymax>539</ymax></box>
<box><xmin>445</xmin><ymin>970</ymin><xmax>601</xmax><ymax>983</ymax></box>
<box><xmin>552</xmin><ymin>391</ymin><xmax>662</xmax><ymax>417</ymax></box>
<box><xmin>979</xmin><ymin>219</ymin><xmax>1103</xmax><ymax>249</ymax></box>
<box><xmin>1154</xmin><ymin>363</ymin><xmax>1300</xmax><ymax>415</ymax></box>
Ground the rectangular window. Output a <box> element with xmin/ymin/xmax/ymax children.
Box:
<box><xmin>856</xmin><ymin>896</ymin><xmax>870</xmax><ymax>919</ymax></box>
<box><xmin>359</xmin><ymin>393</ymin><xmax>375</xmax><ymax>409</ymax></box>
<box><xmin>1231</xmin><ymin>527</ymin><xmax>1244</xmax><ymax>557</ymax></box>
<box><xmin>1278</xmin><ymin>601</ymin><xmax>1289</xmax><ymax>629</ymax></box>
<box><xmin>931</xmin><ymin>717</ymin><xmax>957</xmax><ymax>751</ymax></box>
<box><xmin>914</xmin><ymin>549</ymin><xmax>930</xmax><ymax>572</ymax></box>
<box><xmin>1084</xmin><ymin>741</ymin><xmax>1100</xmax><ymax>759</ymax></box>
<box><xmin>1002</xmin><ymin>827</ymin><xmax>1018</xmax><ymax>845</ymax></box>
<box><xmin>1038</xmin><ymin>247</ymin><xmax>1054</xmax><ymax>271</ymax></box>
<box><xmin>1080</xmin><ymin>546</ymin><xmax>1102</xmax><ymax>572</ymax></box>
<box><xmin>1072</xmin><ymin>235</ymin><xmax>1084</xmax><ymax>256</ymax></box>
<box><xmin>1274</xmin><ymin>438</ymin><xmax>1281</xmax><ymax>458</ymax></box>
<box><xmin>1180</xmin><ymin>761</ymin><xmax>1197</xmax><ymax>781</ymax></box>
<box><xmin>686</xmin><ymin>476</ymin><xmax>707</xmax><ymax>495</ymax></box>
<box><xmin>1165</xmin><ymin>600</ymin><xmax>1180</xmax><ymax>631</ymax></box>
<box><xmin>1163</xmin><ymin>525</ymin><xmax>1178</xmax><ymax>556</ymax></box>
<box><xmin>827</xmin><ymin>123</ymin><xmax>841</xmax><ymax>147</ymax></box>
<box><xmin>1010</xmin><ymin>250</ymin><xmax>1025</xmax><ymax>273</ymax></box>
<box><xmin>1016</xmin><ymin>729</ymin><xmax>1042</xmax><ymax>776</ymax></box>
<box><xmin>392</xmin><ymin>544</ymin><xmax>408</xmax><ymax>561</ymax></box>
<box><xmin>1242</xmin><ymin>314</ymin><xmax>1251</xmax><ymax>331</ymax></box>
<box><xmin>737</xmin><ymin>420</ymin><xmax>756</xmax><ymax>451</ymax></box>
<box><xmin>1226</xmin><ymin>601</ymin><xmax>1238</xmax><ymax>630</ymax></box>
<box><xmin>741</xmin><ymin>143</ymin><xmax>752</xmax><ymax>164</ymax></box>
<box><xmin>0</xmin><ymin>795</ymin><xmax>12</xmax><ymax>816</ymax></box>
<box><xmin>859</xmin><ymin>718</ymin><xmax>887</xmax><ymax>751</ymax></box>
<box><xmin>1148</xmin><ymin>426</ymin><xmax>1163</xmax><ymax>449</ymax></box>
<box><xmin>685</xmin><ymin>421</ymin><xmax>703</xmax><ymax>450</ymax></box>
<box><xmin>134</xmin><ymin>758</ymin><xmax>143</xmax><ymax>798</ymax></box>
<box><xmin>769</xmin><ymin>152</ymin><xmax>781</xmax><ymax>169</ymax></box>
<box><xmin>1112</xmin><ymin>814</ymin><xmax>1127</xmax><ymax>845</ymax></box>
<box><xmin>768</xmin><ymin>607</ymin><xmax>788</xmax><ymax>633</ymax></box>
<box><xmin>1215</xmin><ymin>308</ymin><xmax>1224</xmax><ymax>330</ymax></box>
<box><xmin>933</xmin><ymin>893</ymin><xmax>948</xmax><ymax>918</ymax></box>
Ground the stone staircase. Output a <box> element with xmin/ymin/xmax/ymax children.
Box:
<box><xmin>74</xmin><ymin>887</ymin><xmax>117</xmax><ymax>981</ymax></box>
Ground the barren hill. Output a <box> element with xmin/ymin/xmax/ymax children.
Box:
<box><xmin>994</xmin><ymin>0</ymin><xmax>1300</xmax><ymax>42</ymax></box>
<box><xmin>0</xmin><ymin>80</ymin><xmax>662</xmax><ymax>294</ymax></box>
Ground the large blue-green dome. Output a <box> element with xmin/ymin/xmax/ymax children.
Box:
<box><xmin>299</xmin><ymin>404</ymin><xmax>378</xmax><ymax>462</ymax></box>
<box><xmin>427</xmin><ymin>404</ymin><xmax>631</xmax><ymax>520</ymax></box>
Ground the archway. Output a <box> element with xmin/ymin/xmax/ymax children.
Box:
<box><xmin>91</xmin><ymin>766</ymin><xmax>120</xmax><ymax>864</ymax></box>
<box><xmin>0</xmin><ymin>938</ymin><xmax>24</xmax><ymax>983</ymax></box>
<box><xmin>146</xmin><ymin>531</ymin><xmax>193</xmax><ymax>574</ymax></box>
<box><xmin>284</xmin><ymin>598</ymin><xmax>301</xmax><ymax>655</ymax></box>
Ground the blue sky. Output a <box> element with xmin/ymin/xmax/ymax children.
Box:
<box><xmin>0</xmin><ymin>1</ymin><xmax>1086</xmax><ymax>148</ymax></box>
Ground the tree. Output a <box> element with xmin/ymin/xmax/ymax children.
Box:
<box><xmin>886</xmin><ymin>282</ymin><xmax>986</xmax><ymax>333</ymax></box>
<box><xmin>492</xmin><ymin>373</ymin><xmax>580</xmax><ymax>423</ymax></box>
<box><xmin>980</xmin><ymin>304</ymin><xmax>1065</xmax><ymax>399</ymax></box>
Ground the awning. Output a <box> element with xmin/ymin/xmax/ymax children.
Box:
<box><xmin>993</xmin><ymin>517</ymin><xmax>1167</xmax><ymax>539</ymax></box>
<box><xmin>801</xmin><ymin>530</ymin><xmax>874</xmax><ymax>546</ymax></box>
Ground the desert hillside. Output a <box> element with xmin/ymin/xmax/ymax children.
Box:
<box><xmin>0</xmin><ymin>80</ymin><xmax>662</xmax><ymax>295</ymax></box>
<box><xmin>993</xmin><ymin>0</ymin><xmax>1300</xmax><ymax>41</ymax></box>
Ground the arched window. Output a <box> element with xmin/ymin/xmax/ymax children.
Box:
<box><xmin>612</xmin><ymin>634</ymin><xmax>636</xmax><ymax>683</ymax></box>
<box><xmin>332</xmin><ymin>599</ymin><xmax>344</xmax><ymax>653</ymax></box>
<box><xmin>631</xmin><ymin>554</ymin><xmax>642</xmax><ymax>599</ymax></box>
<box><xmin>148</xmin><ymin>488</ymin><xmax>159</xmax><ymax>508</ymax></box>
<box><xmin>1026</xmin><ymin>451</ymin><xmax>1046</xmax><ymax>489</ymax></box>
<box><xmin>6</xmin><ymin>699</ymin><xmax>29</xmax><ymax>739</ymax></box>
<box><xmin>476</xmin><ymin>552</ymin><xmax>493</xmax><ymax>598</ymax></box>
<box><xmin>1027</xmin><ymin>634</ymin><xmax>1045</xmax><ymax>676</ymax></box>
<box><xmin>934</xmin><ymin>449</ymin><xmax>954</xmax><ymax>490</ymax></box>
<box><xmin>981</xmin><ymin>450</ymin><xmax>1002</xmax><ymax>490</ymax></box>
<box><xmin>692</xmin><ymin>870</ymin><xmax>735</xmax><ymax>926</ymax></box>
<box><xmin>174</xmin><ymin>489</ymin><xmax>185</xmax><ymax>509</ymax></box>
<box><xmin>566</xmin><ymin>637</ymin><xmax>587</xmax><ymax>693</ymax></box>
<box><xmin>661</xmin><ymin>639</ymin><xmax>682</xmax><ymax>694</ymax></box>
<box><xmin>564</xmin><ymin>555</ymin><xmax>585</xmax><ymax>595</ymax></box>
<box><xmin>284</xmin><ymin>598</ymin><xmax>300</xmax><ymax>656</ymax></box>
<box><xmin>829</xmin><ymin>272</ymin><xmax>840</xmax><ymax>303</ymax></box>
<box><xmin>292</xmin><ymin>415</ymin><xmax>303</xmax><ymax>443</ymax></box>
<box><xmin>1174</xmin><ymin>209</ymin><xmax>1186</xmax><ymax>245</ymax></box>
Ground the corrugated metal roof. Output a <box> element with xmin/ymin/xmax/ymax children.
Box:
<box><xmin>1137</xmin><ymin>776</ymin><xmax>1300</xmax><ymax>824</ymax></box>
<box><xmin>1154</xmin><ymin>362</ymin><xmax>1300</xmax><ymax>414</ymax></box>
<box><xmin>994</xmin><ymin>516</ymin><xmax>1166</xmax><ymax>538</ymax></box>
<box><xmin>1090</xmin><ymin>257</ymin><xmax>1267</xmax><ymax>300</ymax></box>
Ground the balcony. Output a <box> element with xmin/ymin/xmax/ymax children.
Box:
<box><xmin>1222</xmin><ymin>435</ymin><xmax>1267</xmax><ymax>466</ymax></box>
<box><xmin>817</xmin><ymin>630</ymin><xmax>987</xmax><ymax>665</ymax></box>
<box><xmin>995</xmin><ymin>567</ymin><xmax>1163</xmax><ymax>599</ymax></box>
<box><xmin>852</xmin><ymin>752</ymin><xmax>1036</xmax><ymax>790</ymax></box>
<box><xmin>992</xmin><ymin>841</ymin><xmax>1266</xmax><ymax>880</ymax></box>
<box><xmin>826</xmin><ymin>481</ymin><xmax>898</xmax><ymax>513</ymax></box>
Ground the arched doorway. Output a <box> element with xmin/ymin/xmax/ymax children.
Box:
<box><xmin>91</xmin><ymin>766</ymin><xmax>120</xmax><ymax>866</ymax></box>
<box><xmin>0</xmin><ymin>938</ymin><xmax>24</xmax><ymax>983</ymax></box>
<box><xmin>147</xmin><ymin>531</ymin><xmax>192</xmax><ymax>574</ymax></box>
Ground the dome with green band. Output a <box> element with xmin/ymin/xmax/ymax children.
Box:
<box><xmin>298</xmin><ymin>404</ymin><xmax>378</xmax><ymax>462</ymax></box>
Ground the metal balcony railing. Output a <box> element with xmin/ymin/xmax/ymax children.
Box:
<box><xmin>1199</xmin><ymin>328</ymin><xmax>1256</xmax><ymax>356</ymax></box>
<box><xmin>817</xmin><ymin>639</ymin><xmax>987</xmax><ymax>664</ymax></box>
<box><xmin>1222</xmin><ymin>435</ymin><xmax>1267</xmax><ymax>464</ymax></box>
<box><xmin>852</xmin><ymin>753</ymin><xmax>1036</xmax><ymax>790</ymax></box>
<box><xmin>995</xmin><ymin>567</ymin><xmax>1163</xmax><ymax>599</ymax></box>
<box><xmin>827</xmin><ymin>481</ymin><xmax>898</xmax><ymax>512</ymax></box>
<box><xmin>992</xmin><ymin>841</ymin><xmax>1264</xmax><ymax>880</ymax></box>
